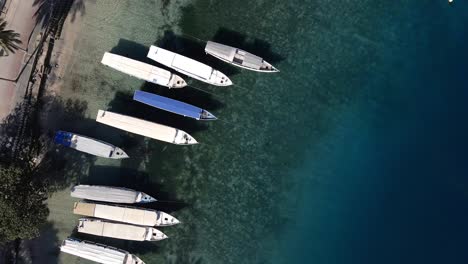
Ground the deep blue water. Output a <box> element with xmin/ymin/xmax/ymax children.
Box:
<box><xmin>274</xmin><ymin>2</ymin><xmax>468</xmax><ymax>263</ymax></box>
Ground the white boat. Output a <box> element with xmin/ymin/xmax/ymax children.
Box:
<box><xmin>101</xmin><ymin>52</ymin><xmax>187</xmax><ymax>88</ymax></box>
<box><xmin>77</xmin><ymin>218</ymin><xmax>168</xmax><ymax>241</ymax></box>
<box><xmin>73</xmin><ymin>201</ymin><xmax>180</xmax><ymax>226</ymax></box>
<box><xmin>205</xmin><ymin>41</ymin><xmax>279</xmax><ymax>73</ymax></box>
<box><xmin>147</xmin><ymin>45</ymin><xmax>233</xmax><ymax>86</ymax></box>
<box><xmin>71</xmin><ymin>185</ymin><xmax>157</xmax><ymax>204</ymax></box>
<box><xmin>60</xmin><ymin>238</ymin><xmax>145</xmax><ymax>264</ymax></box>
<box><xmin>54</xmin><ymin>131</ymin><xmax>129</xmax><ymax>159</ymax></box>
<box><xmin>95</xmin><ymin>110</ymin><xmax>198</xmax><ymax>145</ymax></box>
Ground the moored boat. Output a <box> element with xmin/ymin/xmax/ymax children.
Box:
<box><xmin>147</xmin><ymin>45</ymin><xmax>233</xmax><ymax>86</ymax></box>
<box><xmin>60</xmin><ymin>238</ymin><xmax>145</xmax><ymax>264</ymax></box>
<box><xmin>77</xmin><ymin>218</ymin><xmax>168</xmax><ymax>241</ymax></box>
<box><xmin>95</xmin><ymin>110</ymin><xmax>198</xmax><ymax>145</ymax></box>
<box><xmin>101</xmin><ymin>52</ymin><xmax>187</xmax><ymax>88</ymax></box>
<box><xmin>54</xmin><ymin>131</ymin><xmax>128</xmax><ymax>159</ymax></box>
<box><xmin>71</xmin><ymin>185</ymin><xmax>157</xmax><ymax>204</ymax></box>
<box><xmin>133</xmin><ymin>90</ymin><xmax>216</xmax><ymax>121</ymax></box>
<box><xmin>205</xmin><ymin>41</ymin><xmax>279</xmax><ymax>73</ymax></box>
<box><xmin>73</xmin><ymin>201</ymin><xmax>180</xmax><ymax>226</ymax></box>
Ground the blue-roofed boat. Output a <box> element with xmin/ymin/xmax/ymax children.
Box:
<box><xmin>54</xmin><ymin>131</ymin><xmax>129</xmax><ymax>159</ymax></box>
<box><xmin>133</xmin><ymin>90</ymin><xmax>217</xmax><ymax>121</ymax></box>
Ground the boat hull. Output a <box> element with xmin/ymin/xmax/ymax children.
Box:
<box><xmin>60</xmin><ymin>238</ymin><xmax>145</xmax><ymax>264</ymax></box>
<box><xmin>101</xmin><ymin>52</ymin><xmax>187</xmax><ymax>88</ymax></box>
<box><xmin>71</xmin><ymin>185</ymin><xmax>157</xmax><ymax>204</ymax></box>
<box><xmin>95</xmin><ymin>110</ymin><xmax>198</xmax><ymax>145</ymax></box>
<box><xmin>208</xmin><ymin>51</ymin><xmax>279</xmax><ymax>73</ymax></box>
<box><xmin>133</xmin><ymin>90</ymin><xmax>217</xmax><ymax>121</ymax></box>
<box><xmin>77</xmin><ymin>218</ymin><xmax>168</xmax><ymax>241</ymax></box>
<box><xmin>205</xmin><ymin>41</ymin><xmax>279</xmax><ymax>73</ymax></box>
<box><xmin>54</xmin><ymin>131</ymin><xmax>129</xmax><ymax>159</ymax></box>
<box><xmin>147</xmin><ymin>46</ymin><xmax>232</xmax><ymax>86</ymax></box>
<box><xmin>73</xmin><ymin>201</ymin><xmax>180</xmax><ymax>227</ymax></box>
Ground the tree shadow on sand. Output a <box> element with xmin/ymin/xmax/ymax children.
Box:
<box><xmin>33</xmin><ymin>0</ymin><xmax>90</xmax><ymax>37</ymax></box>
<box><xmin>23</xmin><ymin>222</ymin><xmax>61</xmax><ymax>263</ymax></box>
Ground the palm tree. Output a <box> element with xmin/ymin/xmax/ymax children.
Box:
<box><xmin>0</xmin><ymin>18</ymin><xmax>22</xmax><ymax>56</ymax></box>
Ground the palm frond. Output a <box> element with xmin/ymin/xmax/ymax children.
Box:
<box><xmin>0</xmin><ymin>18</ymin><xmax>22</xmax><ymax>56</ymax></box>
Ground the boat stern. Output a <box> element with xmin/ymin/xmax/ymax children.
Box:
<box><xmin>137</xmin><ymin>192</ymin><xmax>157</xmax><ymax>203</ymax></box>
<box><xmin>174</xmin><ymin>130</ymin><xmax>198</xmax><ymax>145</ymax></box>
<box><xmin>110</xmin><ymin>147</ymin><xmax>129</xmax><ymax>159</ymax></box>
<box><xmin>168</xmin><ymin>74</ymin><xmax>187</xmax><ymax>88</ymax></box>
<box><xmin>200</xmin><ymin>110</ymin><xmax>217</xmax><ymax>121</ymax></box>
<box><xmin>148</xmin><ymin>228</ymin><xmax>168</xmax><ymax>241</ymax></box>
<box><xmin>132</xmin><ymin>255</ymin><xmax>146</xmax><ymax>264</ymax></box>
<box><xmin>158</xmin><ymin>211</ymin><xmax>180</xmax><ymax>226</ymax></box>
<box><xmin>210</xmin><ymin>70</ymin><xmax>233</xmax><ymax>86</ymax></box>
<box><xmin>263</xmin><ymin>61</ymin><xmax>280</xmax><ymax>73</ymax></box>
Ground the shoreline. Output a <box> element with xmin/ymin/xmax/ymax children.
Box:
<box><xmin>0</xmin><ymin>2</ymin><xmax>88</xmax><ymax>263</ymax></box>
<box><xmin>45</xmin><ymin>12</ymin><xmax>83</xmax><ymax>98</ymax></box>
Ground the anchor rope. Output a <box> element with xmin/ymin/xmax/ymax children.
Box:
<box><xmin>186</xmin><ymin>84</ymin><xmax>223</xmax><ymax>99</ymax></box>
<box><xmin>180</xmin><ymin>33</ymin><xmax>207</xmax><ymax>43</ymax></box>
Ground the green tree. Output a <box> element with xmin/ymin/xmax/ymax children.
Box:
<box><xmin>0</xmin><ymin>165</ymin><xmax>48</xmax><ymax>242</ymax></box>
<box><xmin>0</xmin><ymin>18</ymin><xmax>22</xmax><ymax>56</ymax></box>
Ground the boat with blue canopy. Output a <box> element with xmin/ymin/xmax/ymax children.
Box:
<box><xmin>133</xmin><ymin>90</ymin><xmax>217</xmax><ymax>121</ymax></box>
<box><xmin>54</xmin><ymin>131</ymin><xmax>129</xmax><ymax>159</ymax></box>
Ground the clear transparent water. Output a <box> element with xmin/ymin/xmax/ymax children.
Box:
<box><xmin>44</xmin><ymin>1</ymin><xmax>468</xmax><ymax>263</ymax></box>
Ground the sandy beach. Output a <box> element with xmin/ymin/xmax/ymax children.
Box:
<box><xmin>45</xmin><ymin>11</ymin><xmax>83</xmax><ymax>97</ymax></box>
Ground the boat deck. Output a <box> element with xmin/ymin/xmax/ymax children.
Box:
<box><xmin>78</xmin><ymin>220</ymin><xmax>149</xmax><ymax>241</ymax></box>
<box><xmin>74</xmin><ymin>202</ymin><xmax>158</xmax><ymax>226</ymax></box>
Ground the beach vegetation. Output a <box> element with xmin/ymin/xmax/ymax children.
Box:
<box><xmin>0</xmin><ymin>96</ymin><xmax>92</xmax><ymax>244</ymax></box>
<box><xmin>0</xmin><ymin>18</ymin><xmax>22</xmax><ymax>56</ymax></box>
<box><xmin>0</xmin><ymin>164</ymin><xmax>49</xmax><ymax>242</ymax></box>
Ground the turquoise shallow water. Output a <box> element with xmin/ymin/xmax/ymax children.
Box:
<box><xmin>49</xmin><ymin>0</ymin><xmax>468</xmax><ymax>263</ymax></box>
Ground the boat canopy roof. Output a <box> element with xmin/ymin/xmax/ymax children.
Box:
<box><xmin>133</xmin><ymin>91</ymin><xmax>202</xmax><ymax>119</ymax></box>
<box><xmin>205</xmin><ymin>41</ymin><xmax>264</xmax><ymax>70</ymax></box>
<box><xmin>205</xmin><ymin>41</ymin><xmax>237</xmax><ymax>62</ymax></box>
<box><xmin>60</xmin><ymin>238</ymin><xmax>143</xmax><ymax>264</ymax></box>
<box><xmin>242</xmin><ymin>53</ymin><xmax>264</xmax><ymax>69</ymax></box>
<box><xmin>71</xmin><ymin>185</ymin><xmax>140</xmax><ymax>204</ymax></box>
<box><xmin>147</xmin><ymin>46</ymin><xmax>213</xmax><ymax>80</ymax></box>
<box><xmin>54</xmin><ymin>131</ymin><xmax>73</xmax><ymax>147</ymax></box>
<box><xmin>74</xmin><ymin>202</ymin><xmax>158</xmax><ymax>226</ymax></box>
